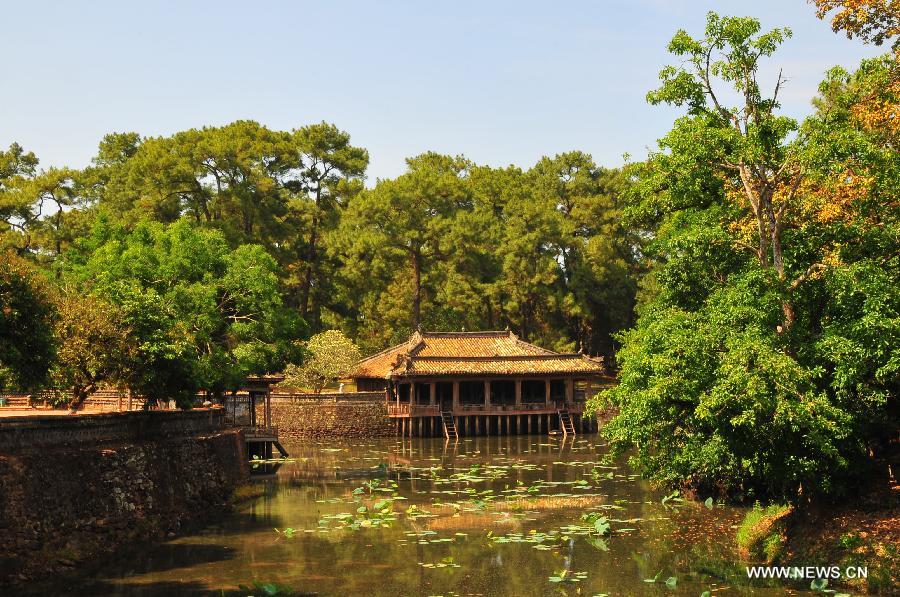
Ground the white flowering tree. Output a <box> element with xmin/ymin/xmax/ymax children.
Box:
<box><xmin>282</xmin><ymin>330</ymin><xmax>361</xmax><ymax>394</ymax></box>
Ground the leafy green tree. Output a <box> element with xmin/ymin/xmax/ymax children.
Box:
<box><xmin>98</xmin><ymin>121</ymin><xmax>294</xmax><ymax>238</ymax></box>
<box><xmin>439</xmin><ymin>164</ymin><xmax>519</xmax><ymax>332</ymax></box>
<box><xmin>592</xmin><ymin>13</ymin><xmax>899</xmax><ymax>502</ymax></box>
<box><xmin>0</xmin><ymin>252</ymin><xmax>55</xmax><ymax>390</ymax></box>
<box><xmin>527</xmin><ymin>153</ymin><xmax>637</xmax><ymax>353</ymax></box>
<box><xmin>281</xmin><ymin>329</ymin><xmax>361</xmax><ymax>394</ymax></box>
<box><xmin>64</xmin><ymin>219</ymin><xmax>304</xmax><ymax>403</ymax></box>
<box><xmin>643</xmin><ymin>12</ymin><xmax>803</xmax><ymax>329</ymax></box>
<box><xmin>336</xmin><ymin>153</ymin><xmax>471</xmax><ymax>346</ymax></box>
<box><xmin>287</xmin><ymin>123</ymin><xmax>368</xmax><ymax>326</ymax></box>
<box><xmin>85</xmin><ymin>121</ymin><xmax>367</xmax><ymax>335</ymax></box>
<box><xmin>0</xmin><ymin>143</ymin><xmax>40</xmax><ymax>252</ymax></box>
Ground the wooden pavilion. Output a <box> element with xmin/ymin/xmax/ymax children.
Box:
<box><xmin>354</xmin><ymin>330</ymin><xmax>611</xmax><ymax>438</ymax></box>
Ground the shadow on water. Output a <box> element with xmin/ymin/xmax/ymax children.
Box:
<box><xmin>33</xmin><ymin>580</ymin><xmax>215</xmax><ymax>597</ymax></box>
<box><xmin>19</xmin><ymin>544</ymin><xmax>236</xmax><ymax>596</ymax></box>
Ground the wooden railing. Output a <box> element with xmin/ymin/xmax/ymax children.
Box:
<box><xmin>387</xmin><ymin>402</ymin><xmax>582</xmax><ymax>416</ymax></box>
<box><xmin>387</xmin><ymin>404</ymin><xmax>440</xmax><ymax>416</ymax></box>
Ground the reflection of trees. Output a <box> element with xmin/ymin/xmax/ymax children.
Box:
<box><xmin>135</xmin><ymin>435</ymin><xmax>757</xmax><ymax>596</ymax></box>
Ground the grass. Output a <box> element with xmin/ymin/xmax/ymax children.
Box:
<box><xmin>736</xmin><ymin>503</ymin><xmax>792</xmax><ymax>563</ymax></box>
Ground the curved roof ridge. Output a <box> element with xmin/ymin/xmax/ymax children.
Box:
<box><xmin>511</xmin><ymin>337</ymin><xmax>556</xmax><ymax>355</ymax></box>
<box><xmin>420</xmin><ymin>330</ymin><xmax>510</xmax><ymax>337</ymax></box>
<box><xmin>413</xmin><ymin>353</ymin><xmax>593</xmax><ymax>361</ymax></box>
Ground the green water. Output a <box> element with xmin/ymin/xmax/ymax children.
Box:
<box><xmin>51</xmin><ymin>435</ymin><xmax>799</xmax><ymax>596</ymax></box>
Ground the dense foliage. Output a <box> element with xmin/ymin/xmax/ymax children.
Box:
<box><xmin>1</xmin><ymin>121</ymin><xmax>638</xmax><ymax>361</ymax></box>
<box><xmin>591</xmin><ymin>13</ymin><xmax>899</xmax><ymax>501</ymax></box>
<box><xmin>61</xmin><ymin>219</ymin><xmax>305</xmax><ymax>404</ymax></box>
<box><xmin>0</xmin><ymin>253</ymin><xmax>55</xmax><ymax>390</ymax></box>
<box><xmin>337</xmin><ymin>151</ymin><xmax>637</xmax><ymax>353</ymax></box>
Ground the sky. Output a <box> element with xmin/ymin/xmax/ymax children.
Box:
<box><xmin>1</xmin><ymin>0</ymin><xmax>882</xmax><ymax>184</ymax></box>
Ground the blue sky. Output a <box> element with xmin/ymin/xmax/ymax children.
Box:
<box><xmin>1</xmin><ymin>1</ymin><xmax>881</xmax><ymax>183</ymax></box>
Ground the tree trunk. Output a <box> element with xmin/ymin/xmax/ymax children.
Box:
<box><xmin>411</xmin><ymin>250</ymin><xmax>422</xmax><ymax>330</ymax></box>
<box><xmin>301</xmin><ymin>184</ymin><xmax>324</xmax><ymax>323</ymax></box>
<box><xmin>300</xmin><ymin>218</ymin><xmax>318</xmax><ymax>320</ymax></box>
<box><xmin>69</xmin><ymin>383</ymin><xmax>95</xmax><ymax>413</ymax></box>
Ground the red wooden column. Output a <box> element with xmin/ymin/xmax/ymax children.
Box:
<box><xmin>429</xmin><ymin>382</ymin><xmax>436</xmax><ymax>406</ymax></box>
<box><xmin>452</xmin><ymin>381</ymin><xmax>460</xmax><ymax>410</ymax></box>
<box><xmin>484</xmin><ymin>380</ymin><xmax>491</xmax><ymax>409</ymax></box>
<box><xmin>544</xmin><ymin>380</ymin><xmax>551</xmax><ymax>407</ymax></box>
<box><xmin>514</xmin><ymin>379</ymin><xmax>522</xmax><ymax>407</ymax></box>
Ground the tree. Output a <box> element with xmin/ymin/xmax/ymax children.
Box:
<box><xmin>336</xmin><ymin>153</ymin><xmax>471</xmax><ymax>345</ymax></box>
<box><xmin>51</xmin><ymin>293</ymin><xmax>133</xmax><ymax>411</ymax></box>
<box><xmin>0</xmin><ymin>143</ymin><xmax>40</xmax><ymax>252</ymax></box>
<box><xmin>287</xmin><ymin>123</ymin><xmax>368</xmax><ymax>326</ymax></box>
<box><xmin>812</xmin><ymin>0</ymin><xmax>900</xmax><ymax>47</ymax></box>
<box><xmin>282</xmin><ymin>330</ymin><xmax>361</xmax><ymax>394</ymax></box>
<box><xmin>63</xmin><ymin>219</ymin><xmax>304</xmax><ymax>403</ymax></box>
<box><xmin>11</xmin><ymin>168</ymin><xmax>88</xmax><ymax>259</ymax></box>
<box><xmin>0</xmin><ymin>252</ymin><xmax>55</xmax><ymax>390</ymax></box>
<box><xmin>527</xmin><ymin>153</ymin><xmax>638</xmax><ymax>354</ymax></box>
<box><xmin>592</xmin><ymin>13</ymin><xmax>899</xmax><ymax>502</ymax></box>
<box><xmin>83</xmin><ymin>120</ymin><xmax>368</xmax><ymax>335</ymax></box>
<box><xmin>645</xmin><ymin>12</ymin><xmax>807</xmax><ymax>330</ymax></box>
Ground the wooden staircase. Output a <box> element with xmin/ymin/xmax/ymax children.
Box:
<box><xmin>440</xmin><ymin>411</ymin><xmax>458</xmax><ymax>439</ymax></box>
<box><xmin>558</xmin><ymin>410</ymin><xmax>576</xmax><ymax>437</ymax></box>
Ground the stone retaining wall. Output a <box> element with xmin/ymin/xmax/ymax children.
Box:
<box><xmin>260</xmin><ymin>395</ymin><xmax>394</xmax><ymax>439</ymax></box>
<box><xmin>0</xmin><ymin>410</ymin><xmax>248</xmax><ymax>586</ymax></box>
<box><xmin>0</xmin><ymin>408</ymin><xmax>226</xmax><ymax>450</ymax></box>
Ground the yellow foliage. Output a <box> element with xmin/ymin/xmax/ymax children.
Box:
<box><xmin>813</xmin><ymin>0</ymin><xmax>900</xmax><ymax>46</ymax></box>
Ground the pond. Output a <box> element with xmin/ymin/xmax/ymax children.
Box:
<box><xmin>52</xmin><ymin>435</ymin><xmax>798</xmax><ymax>596</ymax></box>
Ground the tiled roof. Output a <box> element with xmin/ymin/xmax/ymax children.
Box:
<box><xmin>354</xmin><ymin>336</ymin><xmax>420</xmax><ymax>379</ymax></box>
<box><xmin>354</xmin><ymin>330</ymin><xmax>605</xmax><ymax>379</ymax></box>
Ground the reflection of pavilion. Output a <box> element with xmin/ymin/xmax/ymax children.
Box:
<box><xmin>355</xmin><ymin>331</ymin><xmax>613</xmax><ymax>437</ymax></box>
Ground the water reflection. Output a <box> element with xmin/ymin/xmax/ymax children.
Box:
<box><xmin>49</xmin><ymin>435</ymin><xmax>800</xmax><ymax>595</ymax></box>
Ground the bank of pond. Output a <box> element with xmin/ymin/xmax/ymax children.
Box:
<box><xmin>27</xmin><ymin>435</ymin><xmax>898</xmax><ymax>595</ymax></box>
